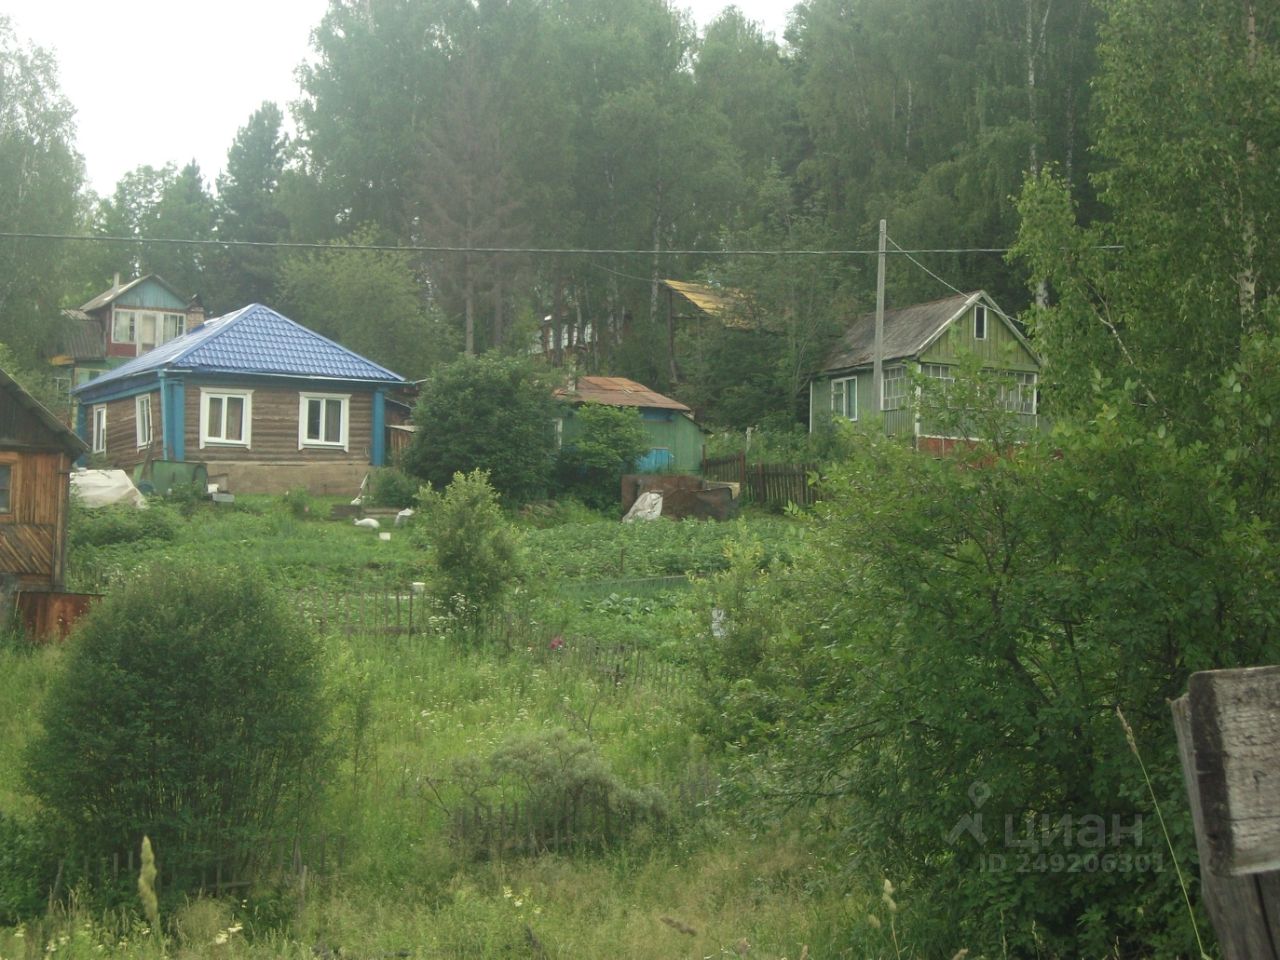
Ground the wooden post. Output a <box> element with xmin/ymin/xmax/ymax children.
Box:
<box><xmin>1172</xmin><ymin>665</ymin><xmax>1280</xmax><ymax>959</ymax></box>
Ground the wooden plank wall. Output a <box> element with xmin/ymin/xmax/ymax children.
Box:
<box><xmin>97</xmin><ymin>390</ymin><xmax>161</xmax><ymax>470</ymax></box>
<box><xmin>0</xmin><ymin>449</ymin><xmax>69</xmax><ymax>588</ymax></box>
<box><xmin>184</xmin><ymin>386</ymin><xmax>374</xmax><ymax>462</ymax></box>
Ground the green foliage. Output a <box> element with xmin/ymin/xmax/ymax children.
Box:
<box><xmin>447</xmin><ymin>728</ymin><xmax>665</xmax><ymax>856</ymax></box>
<box><xmin>24</xmin><ymin>563</ymin><xmax>332</xmax><ymax>897</ymax></box>
<box><xmin>276</xmin><ymin>225</ymin><xmax>456</xmax><ymax>379</ymax></box>
<box><xmin>280</xmin><ymin>486</ymin><xmax>317</xmax><ymax>520</ymax></box>
<box><xmin>554</xmin><ymin>404</ymin><xmax>650</xmax><ymax>509</ymax></box>
<box><xmin>365</xmin><ymin>466</ymin><xmax>419</xmax><ymax>509</ymax></box>
<box><xmin>694</xmin><ymin>406</ymin><xmax>1280</xmax><ymax>954</ymax></box>
<box><xmin>0</xmin><ymin>20</ymin><xmax>84</xmax><ymax>363</ymax></box>
<box><xmin>67</xmin><ymin>502</ymin><xmax>178</xmax><ymax>549</ymax></box>
<box><xmin>415</xmin><ymin>470</ymin><xmax>523</xmax><ymax>627</ymax></box>
<box><xmin>402</xmin><ymin>355</ymin><xmax>558</xmax><ymax>504</ymax></box>
<box><xmin>0</xmin><ymin>813</ymin><xmax>55</xmax><ymax>924</ymax></box>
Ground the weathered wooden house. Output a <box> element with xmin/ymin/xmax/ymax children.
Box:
<box><xmin>555</xmin><ymin>376</ymin><xmax>706</xmax><ymax>472</ymax></box>
<box><xmin>72</xmin><ymin>303</ymin><xmax>410</xmax><ymax>495</ymax></box>
<box><xmin>0</xmin><ymin>368</ymin><xmax>88</xmax><ymax>628</ymax></box>
<box><xmin>53</xmin><ymin>274</ymin><xmax>205</xmax><ymax>391</ymax></box>
<box><xmin>809</xmin><ymin>291</ymin><xmax>1041</xmax><ymax>451</ymax></box>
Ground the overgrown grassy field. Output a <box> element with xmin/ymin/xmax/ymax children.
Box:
<box><xmin>0</xmin><ymin>497</ymin><xmax>888</xmax><ymax>959</ymax></box>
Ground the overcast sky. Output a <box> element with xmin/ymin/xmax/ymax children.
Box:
<box><xmin>7</xmin><ymin>0</ymin><xmax>795</xmax><ymax>198</ymax></box>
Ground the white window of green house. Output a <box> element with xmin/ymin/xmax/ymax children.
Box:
<box><xmin>112</xmin><ymin>310</ymin><xmax>136</xmax><ymax>344</ymax></box>
<box><xmin>831</xmin><ymin>377</ymin><xmax>857</xmax><ymax>420</ymax></box>
<box><xmin>921</xmin><ymin>363</ymin><xmax>955</xmax><ymax>391</ymax></box>
<box><xmin>882</xmin><ymin>364</ymin><xmax>907</xmax><ymax>411</ymax></box>
<box><xmin>92</xmin><ymin>406</ymin><xmax>107</xmax><ymax>453</ymax></box>
<box><xmin>200</xmin><ymin>389</ymin><xmax>252</xmax><ymax>447</ymax></box>
<box><xmin>974</xmin><ymin>304</ymin><xmax>988</xmax><ymax>340</ymax></box>
<box><xmin>162</xmin><ymin>313</ymin><xmax>186</xmax><ymax>343</ymax></box>
<box><xmin>1002</xmin><ymin>371</ymin><xmax>1038</xmax><ymax>415</ymax></box>
<box><xmin>135</xmin><ymin>394</ymin><xmax>153</xmax><ymax>448</ymax></box>
<box><xmin>298</xmin><ymin>393</ymin><xmax>349</xmax><ymax>450</ymax></box>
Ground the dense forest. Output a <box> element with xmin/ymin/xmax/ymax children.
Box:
<box><xmin>3</xmin><ymin>0</ymin><xmax>1110</xmax><ymax>429</ymax></box>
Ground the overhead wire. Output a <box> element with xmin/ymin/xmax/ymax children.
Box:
<box><xmin>0</xmin><ymin>230</ymin><xmax>1120</xmax><ymax>258</ymax></box>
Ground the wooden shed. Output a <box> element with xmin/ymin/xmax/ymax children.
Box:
<box><xmin>554</xmin><ymin>376</ymin><xmax>707</xmax><ymax>473</ymax></box>
<box><xmin>0</xmin><ymin>368</ymin><xmax>88</xmax><ymax>628</ymax></box>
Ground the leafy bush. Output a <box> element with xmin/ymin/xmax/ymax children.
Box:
<box><xmin>366</xmin><ymin>466</ymin><xmax>419</xmax><ymax>509</ymax></box>
<box><xmin>447</xmin><ymin>728</ymin><xmax>665</xmax><ymax>855</ymax></box>
<box><xmin>693</xmin><ymin>409</ymin><xmax>1280</xmax><ymax>956</ymax></box>
<box><xmin>554</xmin><ymin>404</ymin><xmax>650</xmax><ymax>509</ymax></box>
<box><xmin>401</xmin><ymin>354</ymin><xmax>558</xmax><ymax>504</ymax></box>
<box><xmin>0</xmin><ymin>813</ymin><xmax>56</xmax><ymax>923</ymax></box>
<box><xmin>68</xmin><ymin>501</ymin><xmax>178</xmax><ymax>548</ymax></box>
<box><xmin>415</xmin><ymin>470</ymin><xmax>523</xmax><ymax>628</ymax></box>
<box><xmin>24</xmin><ymin>562</ymin><xmax>332</xmax><ymax>899</ymax></box>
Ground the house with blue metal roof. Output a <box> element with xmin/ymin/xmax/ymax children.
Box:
<box><xmin>72</xmin><ymin>304</ymin><xmax>410</xmax><ymax>494</ymax></box>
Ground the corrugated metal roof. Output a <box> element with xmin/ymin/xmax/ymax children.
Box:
<box><xmin>0</xmin><ymin>368</ymin><xmax>88</xmax><ymax>455</ymax></box>
<box><xmin>661</xmin><ymin>279</ymin><xmax>753</xmax><ymax>330</ymax></box>
<box><xmin>555</xmin><ymin>376</ymin><xmax>691</xmax><ymax>413</ymax></box>
<box><xmin>79</xmin><ymin>274</ymin><xmax>189</xmax><ymax>312</ymax></box>
<box><xmin>73</xmin><ymin>303</ymin><xmax>407</xmax><ymax>399</ymax></box>
<box><xmin>56</xmin><ymin>319</ymin><xmax>106</xmax><ymax>361</ymax></box>
<box><xmin>820</xmin><ymin>292</ymin><xmax>981</xmax><ymax>373</ymax></box>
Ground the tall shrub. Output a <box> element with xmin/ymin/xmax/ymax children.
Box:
<box><xmin>402</xmin><ymin>355</ymin><xmax>558</xmax><ymax>504</ymax></box>
<box><xmin>25</xmin><ymin>563</ymin><xmax>331</xmax><ymax>894</ymax></box>
<box><xmin>416</xmin><ymin>469</ymin><xmax>523</xmax><ymax>628</ymax></box>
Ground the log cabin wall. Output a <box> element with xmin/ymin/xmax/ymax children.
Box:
<box><xmin>93</xmin><ymin>389</ymin><xmax>162</xmax><ymax>471</ymax></box>
<box><xmin>181</xmin><ymin>383</ymin><xmax>377</xmax><ymax>495</ymax></box>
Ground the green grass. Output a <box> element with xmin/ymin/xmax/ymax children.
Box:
<box><xmin>0</xmin><ymin>496</ymin><xmax>880</xmax><ymax>959</ymax></box>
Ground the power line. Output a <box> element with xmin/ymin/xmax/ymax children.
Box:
<box><xmin>886</xmin><ymin>233</ymin><xmax>1026</xmax><ymax>328</ymax></box>
<box><xmin>0</xmin><ymin>230</ymin><xmax>1112</xmax><ymax>258</ymax></box>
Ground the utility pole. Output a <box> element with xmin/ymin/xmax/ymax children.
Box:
<box><xmin>873</xmin><ymin>219</ymin><xmax>886</xmax><ymax>418</ymax></box>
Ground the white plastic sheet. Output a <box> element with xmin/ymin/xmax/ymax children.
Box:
<box><xmin>70</xmin><ymin>469</ymin><xmax>147</xmax><ymax>508</ymax></box>
<box><xmin>622</xmin><ymin>491</ymin><xmax>663</xmax><ymax>523</ymax></box>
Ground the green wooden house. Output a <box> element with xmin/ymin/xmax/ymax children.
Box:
<box><xmin>555</xmin><ymin>376</ymin><xmax>706</xmax><ymax>472</ymax></box>
<box><xmin>809</xmin><ymin>291</ymin><xmax>1041</xmax><ymax>451</ymax></box>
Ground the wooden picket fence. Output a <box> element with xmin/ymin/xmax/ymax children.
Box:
<box><xmin>702</xmin><ymin>452</ymin><xmax>819</xmax><ymax>509</ymax></box>
<box><xmin>55</xmin><ymin>832</ymin><xmax>345</xmax><ymax>900</ymax></box>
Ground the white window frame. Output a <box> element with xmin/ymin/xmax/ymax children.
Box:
<box><xmin>138</xmin><ymin>311</ymin><xmax>158</xmax><ymax>351</ymax></box>
<box><xmin>921</xmin><ymin>363</ymin><xmax>955</xmax><ymax>390</ymax></box>
<box><xmin>162</xmin><ymin>312</ymin><xmax>186</xmax><ymax>342</ymax></box>
<box><xmin>831</xmin><ymin>376</ymin><xmax>858</xmax><ymax>421</ymax></box>
<box><xmin>112</xmin><ymin>310</ymin><xmax>136</xmax><ymax>344</ymax></box>
<box><xmin>974</xmin><ymin>304</ymin><xmax>988</xmax><ymax>341</ymax></box>
<box><xmin>199</xmin><ymin>388</ymin><xmax>253</xmax><ymax>448</ymax></box>
<box><xmin>92</xmin><ymin>406</ymin><xmax>107</xmax><ymax>453</ymax></box>
<box><xmin>1001</xmin><ymin>371</ymin><xmax>1038</xmax><ymax>415</ymax></box>
<box><xmin>135</xmin><ymin>394</ymin><xmax>153</xmax><ymax>448</ymax></box>
<box><xmin>882</xmin><ymin>364</ymin><xmax>908</xmax><ymax>411</ymax></box>
<box><xmin>298</xmin><ymin>392</ymin><xmax>350</xmax><ymax>451</ymax></box>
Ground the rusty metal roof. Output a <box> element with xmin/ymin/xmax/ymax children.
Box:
<box><xmin>661</xmin><ymin>279</ymin><xmax>754</xmax><ymax>330</ymax></box>
<box><xmin>555</xmin><ymin>376</ymin><xmax>691</xmax><ymax>412</ymax></box>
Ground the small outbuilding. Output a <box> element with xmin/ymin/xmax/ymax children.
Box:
<box><xmin>0</xmin><ymin>368</ymin><xmax>89</xmax><ymax>629</ymax></box>
<box><xmin>555</xmin><ymin>376</ymin><xmax>706</xmax><ymax>473</ymax></box>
